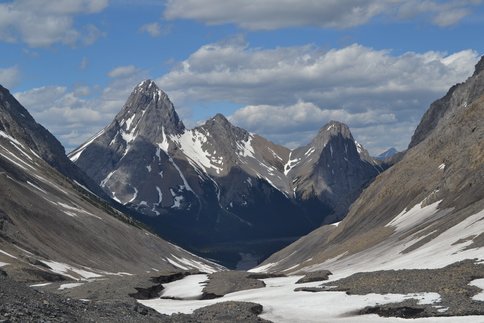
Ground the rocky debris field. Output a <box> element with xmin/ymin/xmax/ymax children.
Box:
<box><xmin>39</xmin><ymin>271</ymin><xmax>199</xmax><ymax>302</ymax></box>
<box><xmin>168</xmin><ymin>301</ymin><xmax>271</xmax><ymax>323</ymax></box>
<box><xmin>201</xmin><ymin>271</ymin><xmax>284</xmax><ymax>299</ymax></box>
<box><xmin>0</xmin><ymin>269</ymin><xmax>167</xmax><ymax>322</ymax></box>
<box><xmin>295</xmin><ymin>270</ymin><xmax>332</xmax><ymax>284</ymax></box>
<box><xmin>297</xmin><ymin>260</ymin><xmax>484</xmax><ymax>318</ymax></box>
<box><xmin>0</xmin><ymin>268</ymin><xmax>272</xmax><ymax>322</ymax></box>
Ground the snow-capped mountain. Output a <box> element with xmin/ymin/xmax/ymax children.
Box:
<box><xmin>70</xmin><ymin>80</ymin><xmax>382</xmax><ymax>268</ymax></box>
<box><xmin>0</xmin><ymin>84</ymin><xmax>221</xmax><ymax>281</ymax></box>
<box><xmin>375</xmin><ymin>147</ymin><xmax>398</xmax><ymax>160</ymax></box>
<box><xmin>254</xmin><ymin>56</ymin><xmax>484</xmax><ymax>275</ymax></box>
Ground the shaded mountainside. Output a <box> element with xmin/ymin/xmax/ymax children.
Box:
<box><xmin>0</xmin><ymin>84</ymin><xmax>222</xmax><ymax>284</ymax></box>
<box><xmin>256</xmin><ymin>56</ymin><xmax>484</xmax><ymax>275</ymax></box>
<box><xmin>70</xmin><ymin>80</ymin><xmax>382</xmax><ymax>268</ymax></box>
<box><xmin>0</xmin><ymin>85</ymin><xmax>108</xmax><ymax>200</ymax></box>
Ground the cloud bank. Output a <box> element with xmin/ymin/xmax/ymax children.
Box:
<box><xmin>164</xmin><ymin>0</ymin><xmax>481</xmax><ymax>30</ymax></box>
<box><xmin>0</xmin><ymin>0</ymin><xmax>108</xmax><ymax>47</ymax></box>
<box><xmin>157</xmin><ymin>40</ymin><xmax>478</xmax><ymax>153</ymax></box>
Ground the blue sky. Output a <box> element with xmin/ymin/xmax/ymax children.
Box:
<box><xmin>1</xmin><ymin>0</ymin><xmax>483</xmax><ymax>155</ymax></box>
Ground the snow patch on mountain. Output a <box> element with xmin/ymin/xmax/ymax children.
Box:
<box><xmin>386</xmin><ymin>200</ymin><xmax>446</xmax><ymax>233</ymax></box>
<box><xmin>69</xmin><ymin>129</ymin><xmax>105</xmax><ymax>162</ymax></box>
<box><xmin>237</xmin><ymin>135</ymin><xmax>255</xmax><ymax>158</ymax></box>
<box><xmin>174</xmin><ymin>129</ymin><xmax>224</xmax><ymax>174</ymax></box>
<box><xmin>284</xmin><ymin>151</ymin><xmax>300</xmax><ymax>175</ymax></box>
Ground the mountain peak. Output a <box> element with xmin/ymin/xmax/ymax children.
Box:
<box><xmin>135</xmin><ymin>79</ymin><xmax>158</xmax><ymax>90</ymax></box>
<box><xmin>376</xmin><ymin>147</ymin><xmax>398</xmax><ymax>160</ymax></box>
<box><xmin>205</xmin><ymin>113</ymin><xmax>238</xmax><ymax>130</ymax></box>
<box><xmin>133</xmin><ymin>79</ymin><xmax>169</xmax><ymax>101</ymax></box>
<box><xmin>318</xmin><ymin>120</ymin><xmax>352</xmax><ymax>139</ymax></box>
<box><xmin>200</xmin><ymin>113</ymin><xmax>249</xmax><ymax>144</ymax></box>
<box><xmin>120</xmin><ymin>80</ymin><xmax>184</xmax><ymax>134</ymax></box>
<box><xmin>211</xmin><ymin>113</ymin><xmax>231</xmax><ymax>124</ymax></box>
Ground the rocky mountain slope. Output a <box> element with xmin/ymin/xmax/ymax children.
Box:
<box><xmin>0</xmin><ymin>85</ymin><xmax>108</xmax><ymax>199</ymax></box>
<box><xmin>0</xmin><ymin>84</ymin><xmax>222</xmax><ymax>284</ymax></box>
<box><xmin>254</xmin><ymin>56</ymin><xmax>484</xmax><ymax>276</ymax></box>
<box><xmin>70</xmin><ymin>80</ymin><xmax>382</xmax><ymax>268</ymax></box>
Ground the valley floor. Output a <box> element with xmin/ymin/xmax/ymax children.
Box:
<box><xmin>139</xmin><ymin>261</ymin><xmax>484</xmax><ymax>323</ymax></box>
<box><xmin>2</xmin><ymin>258</ymin><xmax>483</xmax><ymax>322</ymax></box>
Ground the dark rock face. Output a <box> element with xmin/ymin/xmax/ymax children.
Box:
<box><xmin>70</xmin><ymin>81</ymin><xmax>382</xmax><ymax>268</ymax></box>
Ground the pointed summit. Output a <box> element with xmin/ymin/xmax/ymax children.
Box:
<box><xmin>309</xmin><ymin>120</ymin><xmax>353</xmax><ymax>150</ymax></box>
<box><xmin>69</xmin><ymin>80</ymin><xmax>185</xmax><ymax>186</ymax></box>
<box><xmin>376</xmin><ymin>147</ymin><xmax>398</xmax><ymax>160</ymax></box>
<box><xmin>202</xmin><ymin>112</ymin><xmax>248</xmax><ymax>143</ymax></box>
<box><xmin>212</xmin><ymin>113</ymin><xmax>230</xmax><ymax>124</ymax></box>
<box><xmin>118</xmin><ymin>80</ymin><xmax>184</xmax><ymax>135</ymax></box>
<box><xmin>318</xmin><ymin>121</ymin><xmax>352</xmax><ymax>139</ymax></box>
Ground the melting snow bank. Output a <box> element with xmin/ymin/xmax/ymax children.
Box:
<box><xmin>470</xmin><ymin>279</ymin><xmax>484</xmax><ymax>301</ymax></box>
<box><xmin>138</xmin><ymin>276</ymin><xmax>476</xmax><ymax>322</ymax></box>
<box><xmin>161</xmin><ymin>274</ymin><xmax>208</xmax><ymax>300</ymax></box>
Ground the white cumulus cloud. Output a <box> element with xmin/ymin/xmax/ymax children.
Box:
<box><xmin>108</xmin><ymin>65</ymin><xmax>141</xmax><ymax>78</ymax></box>
<box><xmin>0</xmin><ymin>66</ymin><xmax>21</xmax><ymax>88</ymax></box>
<box><xmin>139</xmin><ymin>22</ymin><xmax>162</xmax><ymax>37</ymax></box>
<box><xmin>157</xmin><ymin>39</ymin><xmax>479</xmax><ymax>153</ymax></box>
<box><xmin>0</xmin><ymin>0</ymin><xmax>109</xmax><ymax>47</ymax></box>
<box><xmin>164</xmin><ymin>0</ymin><xmax>481</xmax><ymax>30</ymax></box>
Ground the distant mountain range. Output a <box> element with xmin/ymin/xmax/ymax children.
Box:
<box><xmin>69</xmin><ymin>80</ymin><xmax>384</xmax><ymax>268</ymax></box>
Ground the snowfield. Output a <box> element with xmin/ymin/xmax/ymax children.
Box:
<box><xmin>139</xmin><ymin>275</ymin><xmax>483</xmax><ymax>322</ymax></box>
<box><xmin>160</xmin><ymin>274</ymin><xmax>208</xmax><ymax>300</ymax></box>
